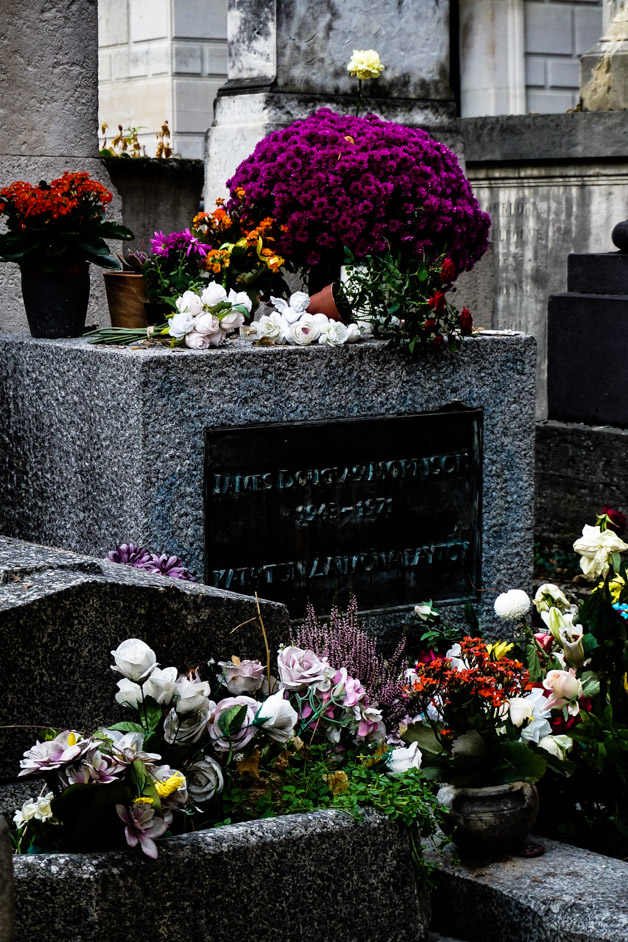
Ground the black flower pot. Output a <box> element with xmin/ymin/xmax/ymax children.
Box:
<box><xmin>20</xmin><ymin>263</ymin><xmax>90</xmax><ymax>338</ymax></box>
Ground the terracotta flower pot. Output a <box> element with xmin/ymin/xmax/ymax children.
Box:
<box><xmin>307</xmin><ymin>283</ymin><xmax>344</xmax><ymax>323</ymax></box>
<box><xmin>437</xmin><ymin>781</ymin><xmax>539</xmax><ymax>855</ymax></box>
<box><xmin>20</xmin><ymin>263</ymin><xmax>90</xmax><ymax>338</ymax></box>
<box><xmin>103</xmin><ymin>272</ymin><xmax>147</xmax><ymax>328</ymax></box>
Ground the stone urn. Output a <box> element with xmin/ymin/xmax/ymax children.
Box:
<box><xmin>437</xmin><ymin>781</ymin><xmax>539</xmax><ymax>855</ymax></box>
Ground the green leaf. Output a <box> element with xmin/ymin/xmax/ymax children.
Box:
<box><xmin>219</xmin><ymin>704</ymin><xmax>247</xmax><ymax>738</ymax></box>
<box><xmin>494</xmin><ymin>740</ymin><xmax>547</xmax><ymax>784</ymax></box>
<box><xmin>106</xmin><ymin>721</ymin><xmax>145</xmax><ymax>733</ymax></box>
<box><xmin>612</xmin><ymin>552</ymin><xmax>622</xmax><ymax>574</ymax></box>
<box><xmin>142</xmin><ymin>696</ymin><xmax>163</xmax><ymax>732</ymax></box>
<box><xmin>129</xmin><ymin>758</ymin><xmax>147</xmax><ymax>795</ymax></box>
<box><xmin>402</xmin><ymin>723</ymin><xmax>444</xmax><ymax>756</ymax></box>
<box><xmin>581</xmin><ymin>670</ymin><xmax>601</xmax><ymax>698</ymax></box>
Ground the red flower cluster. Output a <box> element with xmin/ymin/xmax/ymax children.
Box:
<box><xmin>0</xmin><ymin>172</ymin><xmax>112</xmax><ymax>229</ymax></box>
<box><xmin>600</xmin><ymin>506</ymin><xmax>626</xmax><ymax>536</ymax></box>
<box><xmin>409</xmin><ymin>637</ymin><xmax>531</xmax><ymax>734</ymax></box>
<box><xmin>428</xmin><ymin>290</ymin><xmax>446</xmax><ymax>313</ymax></box>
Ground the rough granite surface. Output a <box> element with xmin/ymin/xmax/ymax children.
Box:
<box><xmin>0</xmin><ymin>335</ymin><xmax>537</xmax><ymax>638</ymax></box>
<box><xmin>0</xmin><ymin>816</ymin><xmax>15</xmax><ymax>942</ymax></box>
<box><xmin>427</xmin><ymin>836</ymin><xmax>628</xmax><ymax>942</ymax></box>
<box><xmin>0</xmin><ymin>536</ymin><xmax>290</xmax><ymax>782</ymax></box>
<box><xmin>11</xmin><ymin>808</ymin><xmax>430</xmax><ymax>942</ymax></box>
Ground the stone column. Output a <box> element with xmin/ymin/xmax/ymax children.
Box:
<box><xmin>205</xmin><ymin>0</ymin><xmax>456</xmax><ymax>202</ymax></box>
<box><xmin>580</xmin><ymin>0</ymin><xmax>628</xmax><ymax>110</ymax></box>
<box><xmin>0</xmin><ymin>0</ymin><xmax>120</xmax><ymax>332</ymax></box>
<box><xmin>458</xmin><ymin>0</ymin><xmax>526</xmax><ymax>117</ymax></box>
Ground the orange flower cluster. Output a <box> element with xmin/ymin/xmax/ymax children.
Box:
<box><xmin>410</xmin><ymin>636</ymin><xmax>531</xmax><ymax>720</ymax></box>
<box><xmin>0</xmin><ymin>172</ymin><xmax>112</xmax><ymax>229</ymax></box>
<box><xmin>193</xmin><ymin>198</ymin><xmax>284</xmax><ymax>278</ymax></box>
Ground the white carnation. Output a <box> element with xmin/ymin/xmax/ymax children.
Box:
<box><xmin>493</xmin><ymin>589</ymin><xmax>531</xmax><ymax>622</ymax></box>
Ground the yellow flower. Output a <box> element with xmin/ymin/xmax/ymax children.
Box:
<box><xmin>624</xmin><ymin>673</ymin><xmax>628</xmax><ymax>695</ymax></box>
<box><xmin>347</xmin><ymin>49</ymin><xmax>384</xmax><ymax>81</ymax></box>
<box><xmin>133</xmin><ymin>796</ymin><xmax>154</xmax><ymax>805</ymax></box>
<box><xmin>486</xmin><ymin>641</ymin><xmax>514</xmax><ymax>660</ymax></box>
<box><xmin>154</xmin><ymin>772</ymin><xmax>185</xmax><ymax>798</ymax></box>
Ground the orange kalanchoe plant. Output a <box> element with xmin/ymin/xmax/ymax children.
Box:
<box><xmin>401</xmin><ymin>636</ymin><xmax>556</xmax><ymax>787</ymax></box>
<box><xmin>0</xmin><ymin>171</ymin><xmax>133</xmax><ymax>270</ymax></box>
<box><xmin>193</xmin><ymin>191</ymin><xmax>289</xmax><ymax>310</ymax></box>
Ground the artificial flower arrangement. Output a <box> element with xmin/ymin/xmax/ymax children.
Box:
<box><xmin>0</xmin><ymin>172</ymin><xmax>133</xmax><ymax>269</ymax></box>
<box><xmin>12</xmin><ymin>599</ymin><xmax>444</xmax><ymax>866</ymax></box>
<box><xmin>193</xmin><ymin>193</ymin><xmax>290</xmax><ymax>310</ymax></box>
<box><xmin>108</xmin><ymin>543</ymin><xmax>194</xmax><ymax>581</ymax></box>
<box><xmin>404</xmin><ymin>507</ymin><xmax>628</xmax><ymax>858</ymax></box>
<box><xmin>84</xmin><ymin>281</ymin><xmax>251</xmax><ymax>348</ymax></box>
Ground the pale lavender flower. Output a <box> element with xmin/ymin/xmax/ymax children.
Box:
<box><xmin>116</xmin><ymin>802</ymin><xmax>169</xmax><ymax>858</ymax></box>
<box><xmin>218</xmin><ymin>659</ymin><xmax>266</xmax><ymax>696</ymax></box>
<box><xmin>58</xmin><ymin>746</ymin><xmax>120</xmax><ymax>786</ymax></box>
<box><xmin>141</xmin><ymin>553</ymin><xmax>195</xmax><ymax>581</ymax></box>
<box><xmin>19</xmin><ymin>731</ymin><xmax>92</xmax><ymax>777</ymax></box>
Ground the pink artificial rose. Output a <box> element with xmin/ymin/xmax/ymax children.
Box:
<box><xmin>277</xmin><ymin>646</ymin><xmax>329</xmax><ymax>692</ymax></box>
<box><xmin>208</xmin><ymin>696</ymin><xmax>258</xmax><ymax>752</ymax></box>
<box><xmin>543</xmin><ymin>668</ymin><xmax>583</xmax><ymax>715</ymax></box>
<box><xmin>218</xmin><ymin>659</ymin><xmax>266</xmax><ymax>696</ymax></box>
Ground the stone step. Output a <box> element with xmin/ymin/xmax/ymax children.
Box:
<box><xmin>427</xmin><ymin>835</ymin><xmax>628</xmax><ymax>942</ymax></box>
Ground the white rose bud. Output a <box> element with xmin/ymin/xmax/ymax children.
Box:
<box><xmin>175</xmin><ymin>290</ymin><xmax>203</xmax><ymax>316</ymax></box>
<box><xmin>201</xmin><ymin>282</ymin><xmax>227</xmax><ymax>307</ymax></box>
<box><xmin>110</xmin><ymin>639</ymin><xmax>157</xmax><ymax>683</ymax></box>
<box><xmin>227</xmin><ymin>289</ymin><xmax>253</xmax><ymax>313</ymax></box>
<box><xmin>184</xmin><ymin>330</ymin><xmax>211</xmax><ymax>349</ymax></box>
<box><xmin>220</xmin><ymin>309</ymin><xmax>245</xmax><ymax>332</ymax></box>
<box><xmin>195</xmin><ymin>312</ymin><xmax>220</xmax><ymax>336</ymax></box>
<box><xmin>255</xmin><ymin>690</ymin><xmax>298</xmax><ymax>743</ymax></box>
<box><xmin>168</xmin><ymin>311</ymin><xmax>196</xmax><ymax>340</ymax></box>
<box><xmin>115</xmin><ymin>677</ymin><xmax>144</xmax><ymax>709</ymax></box>
<box><xmin>143</xmin><ymin>666</ymin><xmax>178</xmax><ymax>705</ymax></box>
<box><xmin>175</xmin><ymin>676</ymin><xmax>212</xmax><ymax>715</ymax></box>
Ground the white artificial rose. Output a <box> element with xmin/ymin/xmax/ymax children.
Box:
<box><xmin>163</xmin><ymin>703</ymin><xmax>212</xmax><ymax>744</ymax></box>
<box><xmin>287</xmin><ymin>314</ymin><xmax>321</xmax><ymax>345</ymax></box>
<box><xmin>186</xmin><ymin>756</ymin><xmax>224</xmax><ymax>804</ymax></box>
<box><xmin>318</xmin><ymin>321</ymin><xmax>349</xmax><ymax>346</ymax></box>
<box><xmin>14</xmin><ymin>800</ymin><xmax>38</xmax><ymax>828</ymax></box>
<box><xmin>255</xmin><ymin>690</ymin><xmax>298</xmax><ymax>743</ymax></box>
<box><xmin>573</xmin><ymin>524</ymin><xmax>628</xmax><ymax>580</ymax></box>
<box><xmin>254</xmin><ymin>313</ymin><xmax>285</xmax><ymax>343</ymax></box>
<box><xmin>387</xmin><ymin>741</ymin><xmax>422</xmax><ymax>776</ymax></box>
<box><xmin>220</xmin><ymin>309</ymin><xmax>245</xmax><ymax>332</ymax></box>
<box><xmin>185</xmin><ymin>330</ymin><xmax>211</xmax><ymax>349</ymax></box>
<box><xmin>218</xmin><ymin>658</ymin><xmax>266</xmax><ymax>696</ymax></box>
<box><xmin>168</xmin><ymin>311</ymin><xmax>196</xmax><ymax>340</ymax></box>
<box><xmin>143</xmin><ymin>666</ymin><xmax>178</xmax><ymax>705</ymax></box>
<box><xmin>207</xmin><ymin>329</ymin><xmax>227</xmax><ymax>347</ymax></box>
<box><xmin>277</xmin><ymin>646</ymin><xmax>329</xmax><ymax>691</ymax></box>
<box><xmin>201</xmin><ymin>282</ymin><xmax>228</xmax><ymax>307</ymax></box>
<box><xmin>310</xmin><ymin>312</ymin><xmax>330</xmax><ymax>329</ymax></box>
<box><xmin>115</xmin><ymin>677</ymin><xmax>144</xmax><ymax>709</ymax></box>
<box><xmin>227</xmin><ymin>289</ymin><xmax>253</xmax><ymax>313</ymax></box>
<box><xmin>345</xmin><ymin>323</ymin><xmax>361</xmax><ymax>343</ymax></box>
<box><xmin>493</xmin><ymin>589</ymin><xmax>532</xmax><ymax>623</ymax></box>
<box><xmin>110</xmin><ymin>638</ymin><xmax>157</xmax><ymax>683</ymax></box>
<box><xmin>538</xmin><ymin>734</ymin><xmax>573</xmax><ymax>761</ymax></box>
<box><xmin>175</xmin><ymin>676</ymin><xmax>212</xmax><ymax>715</ymax></box>
<box><xmin>195</xmin><ymin>312</ymin><xmax>220</xmax><ymax>336</ymax></box>
<box><xmin>175</xmin><ymin>290</ymin><xmax>203</xmax><ymax>316</ymax></box>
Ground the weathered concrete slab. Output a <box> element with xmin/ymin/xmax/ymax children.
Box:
<box><xmin>0</xmin><ymin>536</ymin><xmax>290</xmax><ymax>783</ymax></box>
<box><xmin>428</xmin><ymin>835</ymin><xmax>628</xmax><ymax>942</ymax></box>
<box><xmin>12</xmin><ymin>808</ymin><xmax>430</xmax><ymax>942</ymax></box>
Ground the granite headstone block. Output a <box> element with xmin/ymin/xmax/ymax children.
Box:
<box><xmin>567</xmin><ymin>252</ymin><xmax>628</xmax><ymax>295</ymax></box>
<box><xmin>427</xmin><ymin>835</ymin><xmax>628</xmax><ymax>942</ymax></box>
<box><xmin>12</xmin><ymin>808</ymin><xmax>430</xmax><ymax>942</ymax></box>
<box><xmin>0</xmin><ymin>536</ymin><xmax>290</xmax><ymax>783</ymax></box>
<box><xmin>0</xmin><ymin>335</ymin><xmax>536</xmax><ymax>638</ymax></box>
<box><xmin>548</xmin><ymin>293</ymin><xmax>628</xmax><ymax>427</ymax></box>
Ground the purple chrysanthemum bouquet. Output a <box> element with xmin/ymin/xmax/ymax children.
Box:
<box><xmin>227</xmin><ymin>109</ymin><xmax>491</xmax><ymax>285</ymax></box>
<box><xmin>142</xmin><ymin>227</ymin><xmax>209</xmax><ymax>304</ymax></box>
